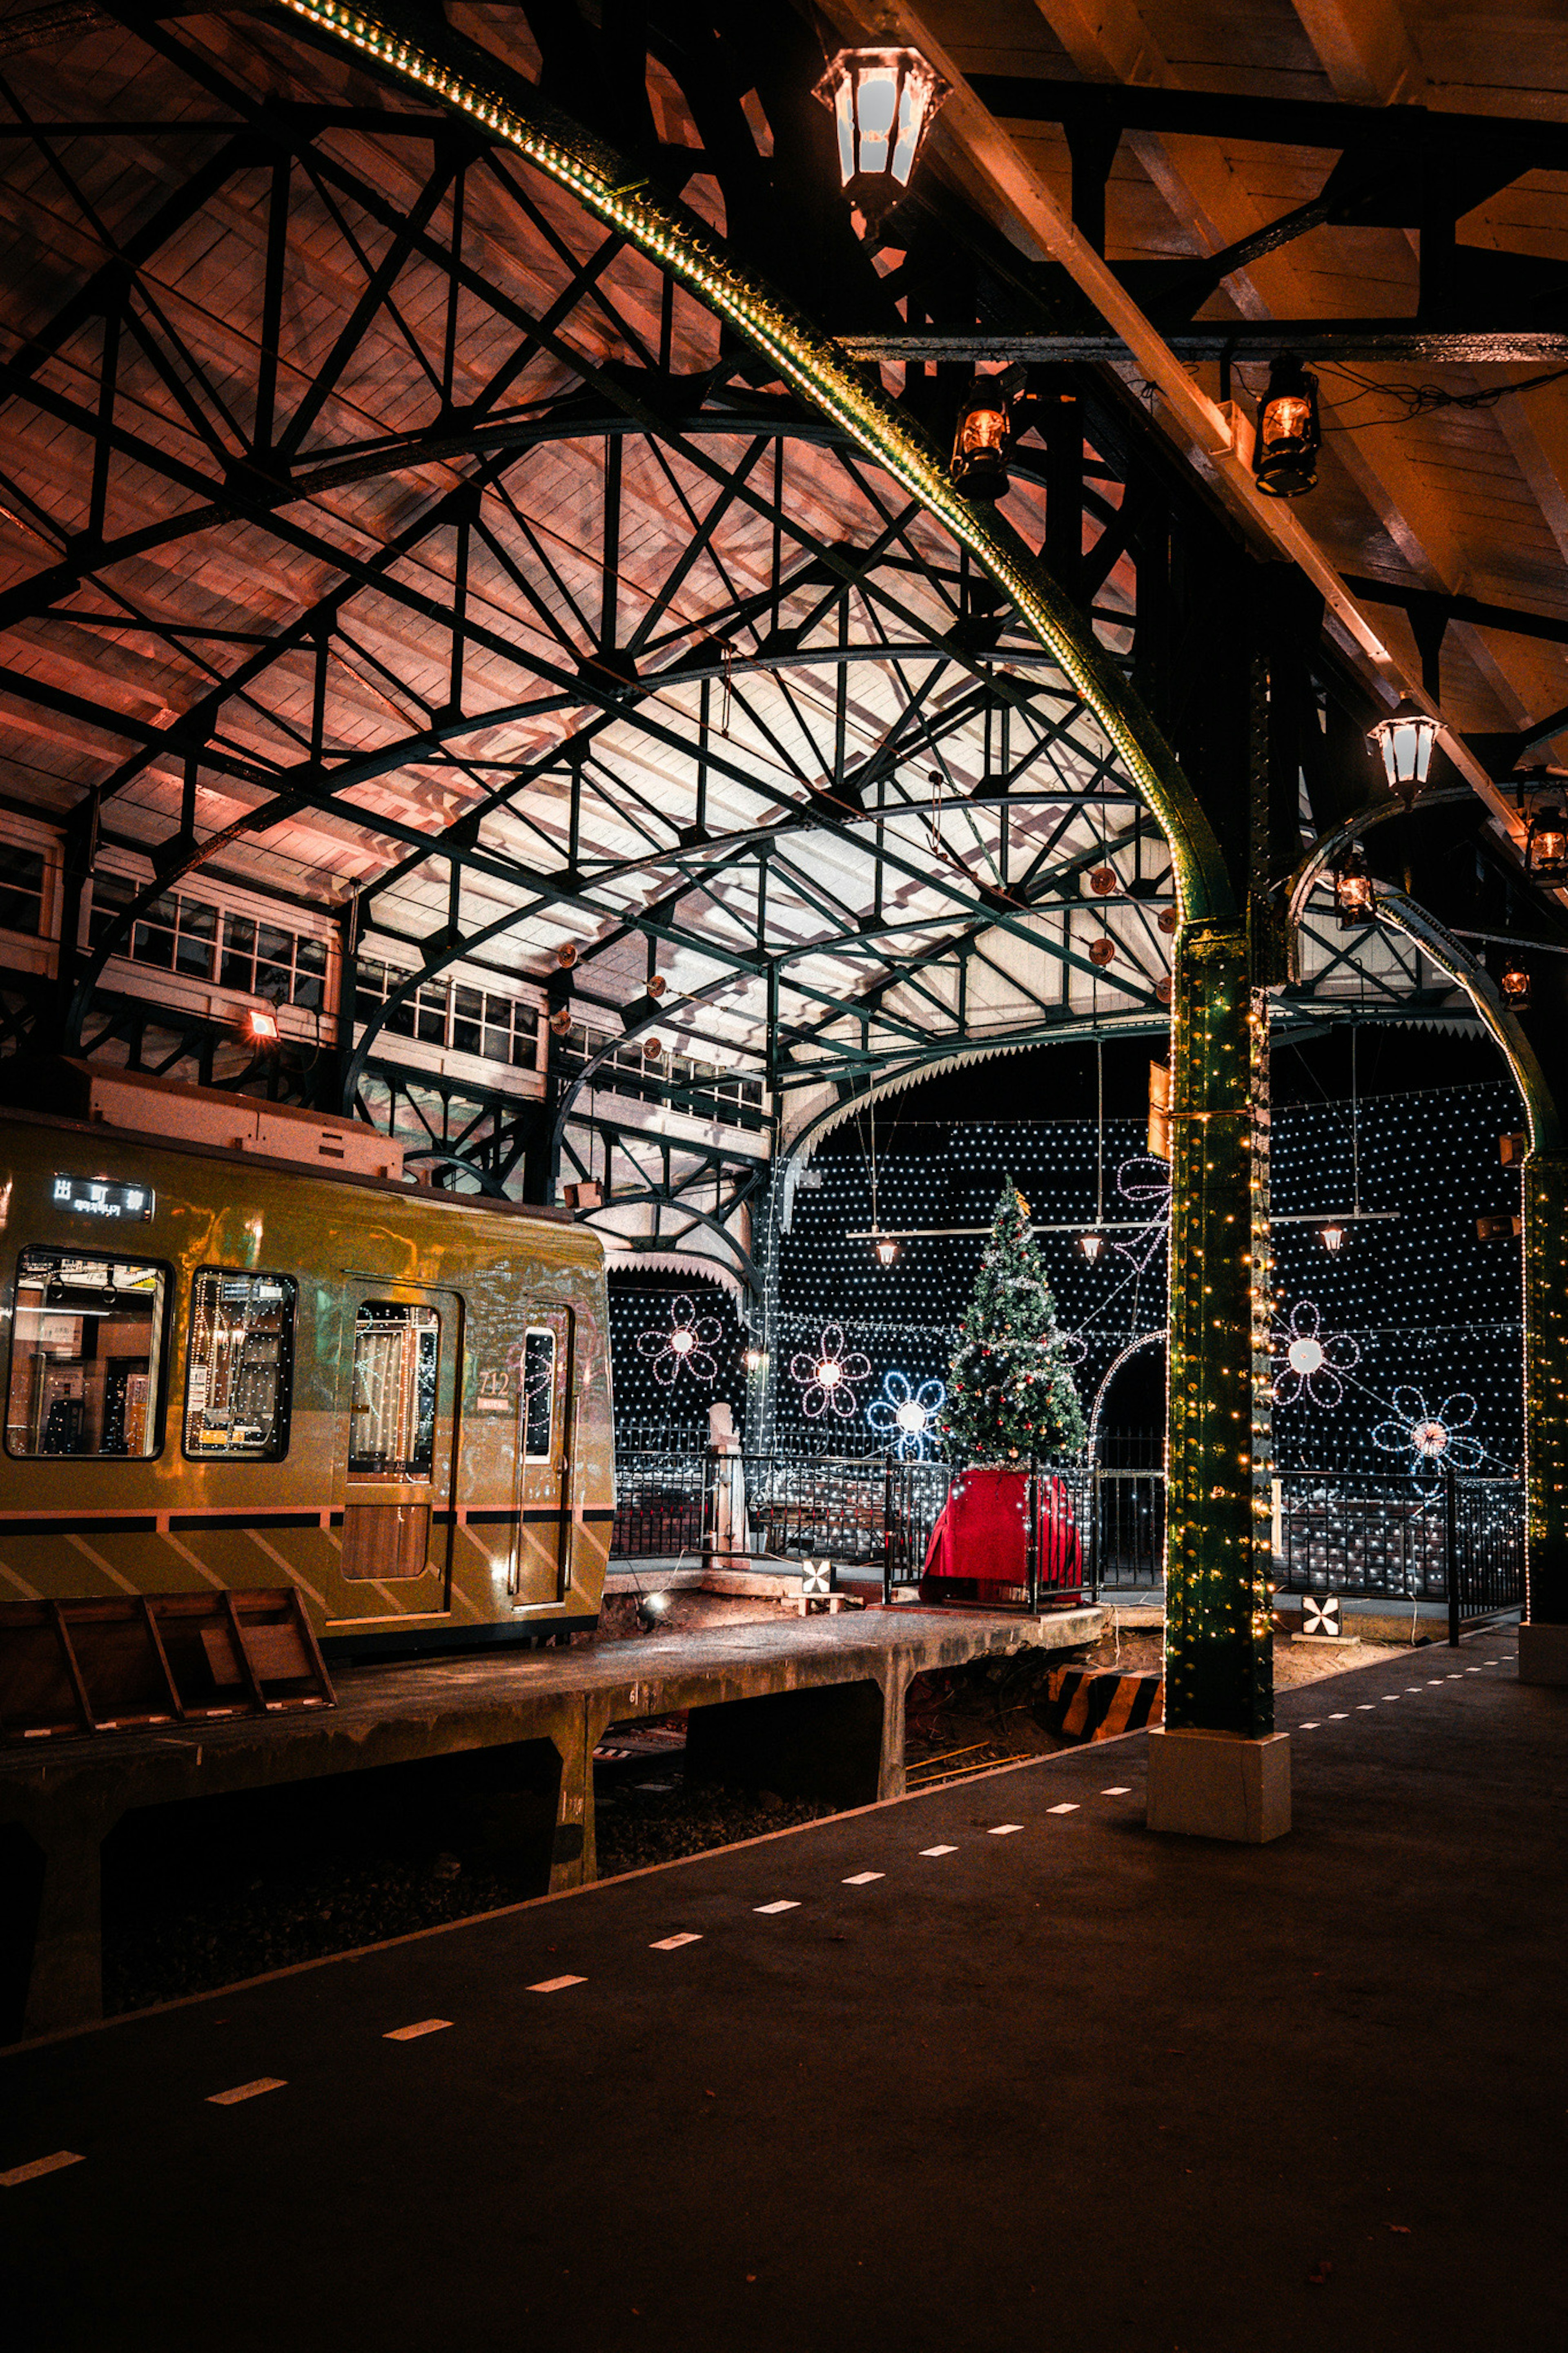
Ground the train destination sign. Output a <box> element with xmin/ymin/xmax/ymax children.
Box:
<box><xmin>51</xmin><ymin>1175</ymin><xmax>155</xmax><ymax>1220</ymax></box>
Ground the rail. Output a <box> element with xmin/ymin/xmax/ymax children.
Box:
<box><xmin>1272</xmin><ymin>1470</ymin><xmax>1523</xmax><ymax>1619</ymax></box>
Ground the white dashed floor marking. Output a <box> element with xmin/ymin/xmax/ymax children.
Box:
<box><xmin>1356</xmin><ymin>1704</ymin><xmax>1376</xmax><ymax>1711</ymax></box>
<box><xmin>2</xmin><ymin>2152</ymin><xmax>82</xmax><ymax>2188</ymax></box>
<box><xmin>1299</xmin><ymin>1721</ymin><xmax>1321</xmax><ymax>1729</ymax></box>
<box><xmin>528</xmin><ymin>1976</ymin><xmax>586</xmax><ymax>1993</ymax></box>
<box><xmin>755</xmin><ymin>1900</ymin><xmax>799</xmax><ymax>1915</ymax></box>
<box><xmin>207</xmin><ymin>2079</ymin><xmax>286</xmax><ymax>2106</ymax></box>
<box><xmin>1047</xmin><ymin>1803</ymin><xmax>1080</xmax><ymax>1815</ymax></box>
<box><xmin>1328</xmin><ymin>1713</ymin><xmax>1348</xmax><ymax>1720</ymax></box>
<box><xmin>1382</xmin><ymin>1695</ymin><xmax>1400</xmax><ymax>1701</ymax></box>
<box><xmin>920</xmin><ymin>1844</ymin><xmax>958</xmax><ymax>1856</ymax></box>
<box><xmin>1406</xmin><ymin>1686</ymin><xmax>1424</xmax><ymax>1692</ymax></box>
<box><xmin>650</xmin><ymin>1933</ymin><xmax>702</xmax><ymax>1950</ymax></box>
<box><xmin>385</xmin><ymin>2019</ymin><xmax>450</xmax><ymax>2041</ymax></box>
<box><xmin>1101</xmin><ymin>1786</ymin><xmax>1132</xmax><ymax>1795</ymax></box>
<box><xmin>988</xmin><ymin>1824</ymin><xmax>1024</xmax><ymax>1836</ymax></box>
<box><xmin>843</xmin><ymin>1872</ymin><xmax>884</xmax><ymax>1885</ymax></box>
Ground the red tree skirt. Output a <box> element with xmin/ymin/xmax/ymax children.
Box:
<box><xmin>920</xmin><ymin>1466</ymin><xmax>1083</xmax><ymax>1604</ymax></box>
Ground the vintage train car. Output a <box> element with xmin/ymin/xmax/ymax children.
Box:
<box><xmin>0</xmin><ymin>1065</ymin><xmax>613</xmax><ymax>1655</ymax></box>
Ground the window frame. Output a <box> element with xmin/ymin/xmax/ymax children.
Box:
<box><xmin>5</xmin><ymin>1244</ymin><xmax>173</xmax><ymax>1463</ymax></box>
<box><xmin>182</xmin><ymin>1267</ymin><xmax>299</xmax><ymax>1465</ymax></box>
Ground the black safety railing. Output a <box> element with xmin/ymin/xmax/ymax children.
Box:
<box><xmin>1273</xmin><ymin>1470</ymin><xmax>1523</xmax><ymax>1626</ymax></box>
<box><xmin>1095</xmin><ymin>1469</ymin><xmax>1166</xmax><ymax>1589</ymax></box>
<box><xmin>611</xmin><ymin>1450</ymin><xmax>708</xmax><ymax>1561</ymax></box>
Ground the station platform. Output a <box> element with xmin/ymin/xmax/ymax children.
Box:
<box><xmin>0</xmin><ymin>1597</ymin><xmax>1100</xmax><ymax>2039</ymax></box>
<box><xmin>3</xmin><ymin>1630</ymin><xmax>1562</xmax><ymax>2353</ymax></box>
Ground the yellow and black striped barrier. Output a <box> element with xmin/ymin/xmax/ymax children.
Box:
<box><xmin>1045</xmin><ymin>1666</ymin><xmax>1165</xmax><ymax>1742</ymax></box>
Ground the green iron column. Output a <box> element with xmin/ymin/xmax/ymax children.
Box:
<box><xmin>1161</xmin><ymin>923</ymin><xmax>1275</xmax><ymax>1741</ymax></box>
<box><xmin>1522</xmin><ymin>1152</ymin><xmax>1568</xmax><ymax>1675</ymax></box>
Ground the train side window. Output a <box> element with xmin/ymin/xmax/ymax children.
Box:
<box><xmin>522</xmin><ymin>1327</ymin><xmax>556</xmax><ymax>1459</ymax></box>
<box><xmin>6</xmin><ymin>1248</ymin><xmax>167</xmax><ymax>1458</ymax></box>
<box><xmin>350</xmin><ymin>1302</ymin><xmax>439</xmax><ymax>1479</ymax></box>
<box><xmin>184</xmin><ymin>1271</ymin><xmax>296</xmax><ymax>1461</ymax></box>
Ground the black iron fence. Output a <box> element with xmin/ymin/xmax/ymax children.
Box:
<box><xmin>613</xmin><ymin>1443</ymin><xmax>1523</xmax><ymax>1622</ymax></box>
<box><xmin>1273</xmin><ymin>1471</ymin><xmax>1523</xmax><ymax>1615</ymax></box>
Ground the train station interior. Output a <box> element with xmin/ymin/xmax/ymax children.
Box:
<box><xmin>1</xmin><ymin>2</ymin><xmax>1565</xmax><ymax>2346</ymax></box>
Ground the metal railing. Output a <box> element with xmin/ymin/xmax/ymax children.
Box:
<box><xmin>611</xmin><ymin>1449</ymin><xmax>708</xmax><ymax>1561</ymax></box>
<box><xmin>1096</xmin><ymin>1469</ymin><xmax>1165</xmax><ymax>1589</ymax></box>
<box><xmin>1273</xmin><ymin>1470</ymin><xmax>1523</xmax><ymax>1617</ymax></box>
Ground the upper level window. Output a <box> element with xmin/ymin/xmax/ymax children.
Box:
<box><xmin>523</xmin><ymin>1327</ymin><xmax>556</xmax><ymax>1459</ymax></box>
<box><xmin>6</xmin><ymin>1248</ymin><xmax>167</xmax><ymax>1458</ymax></box>
<box><xmin>354</xmin><ymin>959</ymin><xmax>539</xmax><ymax>1071</ymax></box>
<box><xmin>90</xmin><ymin>874</ymin><xmax>328</xmax><ymax>1009</ymax></box>
<box><xmin>185</xmin><ymin>1271</ymin><xmax>296</xmax><ymax>1460</ymax></box>
<box><xmin>0</xmin><ymin>845</ymin><xmax>46</xmax><ymax>937</ymax></box>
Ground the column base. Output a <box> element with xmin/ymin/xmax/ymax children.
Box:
<box><xmin>1146</xmin><ymin>1726</ymin><xmax>1291</xmax><ymax>1843</ymax></box>
<box><xmin>1517</xmin><ymin>1622</ymin><xmax>1568</xmax><ymax>1686</ymax></box>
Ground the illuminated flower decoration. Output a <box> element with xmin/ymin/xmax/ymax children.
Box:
<box><xmin>636</xmin><ymin>1293</ymin><xmax>721</xmax><ymax>1387</ymax></box>
<box><xmin>790</xmin><ymin>1323</ymin><xmax>871</xmax><ymax>1420</ymax></box>
<box><xmin>1054</xmin><ymin>1328</ymin><xmax>1089</xmax><ymax>1369</ymax></box>
<box><xmin>1113</xmin><ymin>1156</ymin><xmax>1172</xmax><ymax>1273</ymax></box>
<box><xmin>866</xmin><ymin>1370</ymin><xmax>947</xmax><ymax>1460</ymax></box>
<box><xmin>1371</xmin><ymin>1387</ymin><xmax>1485</xmax><ymax>1489</ymax></box>
<box><xmin>1270</xmin><ymin>1301</ymin><xmax>1360</xmax><ymax>1410</ymax></box>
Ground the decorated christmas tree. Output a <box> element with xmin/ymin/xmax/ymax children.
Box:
<box><xmin>942</xmin><ymin>1182</ymin><xmax>1086</xmax><ymax>1463</ymax></box>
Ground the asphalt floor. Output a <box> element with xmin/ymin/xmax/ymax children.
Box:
<box><xmin>2</xmin><ymin>1628</ymin><xmax>1563</xmax><ymax>2353</ymax></box>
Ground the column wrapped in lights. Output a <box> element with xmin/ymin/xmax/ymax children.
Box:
<box><xmin>1163</xmin><ymin>923</ymin><xmax>1274</xmax><ymax>1737</ymax></box>
<box><xmin>1524</xmin><ymin>1152</ymin><xmax>1568</xmax><ymax>1624</ymax></box>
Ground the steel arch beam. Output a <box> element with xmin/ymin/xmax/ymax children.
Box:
<box><xmin>272</xmin><ymin>0</ymin><xmax>1232</xmax><ymax>927</ymax></box>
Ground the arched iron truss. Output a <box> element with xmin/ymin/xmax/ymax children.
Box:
<box><xmin>0</xmin><ymin>1</ymin><xmax>1471</xmax><ymax>1295</ymax></box>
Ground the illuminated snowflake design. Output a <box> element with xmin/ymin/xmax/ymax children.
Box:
<box><xmin>636</xmin><ymin>1293</ymin><xmax>721</xmax><ymax>1387</ymax></box>
<box><xmin>1113</xmin><ymin>1157</ymin><xmax>1172</xmax><ymax>1273</ymax></box>
<box><xmin>1371</xmin><ymin>1387</ymin><xmax>1485</xmax><ymax>1489</ymax></box>
<box><xmin>1270</xmin><ymin>1301</ymin><xmax>1360</xmax><ymax>1410</ymax></box>
<box><xmin>866</xmin><ymin>1371</ymin><xmax>947</xmax><ymax>1460</ymax></box>
<box><xmin>790</xmin><ymin>1323</ymin><xmax>871</xmax><ymax>1421</ymax></box>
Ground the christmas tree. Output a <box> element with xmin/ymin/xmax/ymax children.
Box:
<box><xmin>942</xmin><ymin>1182</ymin><xmax>1086</xmax><ymax>1463</ymax></box>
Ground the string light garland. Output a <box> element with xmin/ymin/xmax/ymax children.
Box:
<box><xmin>635</xmin><ymin>1292</ymin><xmax>723</xmax><ymax>1387</ymax></box>
<box><xmin>1371</xmin><ymin>1387</ymin><xmax>1486</xmax><ymax>1492</ymax></box>
<box><xmin>865</xmin><ymin>1371</ymin><xmax>947</xmax><ymax>1460</ymax></box>
<box><xmin>1271</xmin><ymin>1301</ymin><xmax>1361</xmax><ymax>1410</ymax></box>
<box><xmin>790</xmin><ymin>1325</ymin><xmax>873</xmax><ymax>1421</ymax></box>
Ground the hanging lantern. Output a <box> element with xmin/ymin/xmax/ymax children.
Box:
<box><xmin>1252</xmin><ymin>353</ymin><xmax>1321</xmax><ymax>497</ymax></box>
<box><xmin>871</xmin><ymin>1232</ymin><xmax>902</xmax><ymax>1268</ymax></box>
<box><xmin>949</xmin><ymin>368</ymin><xmax>1025</xmax><ymax>502</ymax></box>
<box><xmin>1077</xmin><ymin>1229</ymin><xmax>1107</xmax><ymax>1263</ymax></box>
<box><xmin>1333</xmin><ymin>843</ymin><xmax>1376</xmax><ymax>929</ymax></box>
<box><xmin>1369</xmin><ymin>696</ymin><xmax>1439</xmax><ymax>808</ymax></box>
<box><xmin>1526</xmin><ymin>802</ymin><xmax>1568</xmax><ymax>883</ymax></box>
<box><xmin>744</xmin><ymin>1345</ymin><xmax>765</xmax><ymax>1373</ymax></box>
<box><xmin>1319</xmin><ymin>1220</ymin><xmax>1347</xmax><ymax>1253</ymax></box>
<box><xmin>812</xmin><ymin>45</ymin><xmax>950</xmax><ymax>225</ymax></box>
<box><xmin>1499</xmin><ymin>957</ymin><xmax>1532</xmax><ymax>1010</ymax></box>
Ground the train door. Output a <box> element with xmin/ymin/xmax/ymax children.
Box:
<box><xmin>511</xmin><ymin>1309</ymin><xmax>573</xmax><ymax>1605</ymax></box>
<box><xmin>329</xmin><ymin>1282</ymin><xmax>461</xmax><ymax>1625</ymax></box>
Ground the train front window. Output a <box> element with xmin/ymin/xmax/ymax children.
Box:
<box><xmin>522</xmin><ymin>1327</ymin><xmax>555</xmax><ymax>1460</ymax></box>
<box><xmin>6</xmin><ymin>1248</ymin><xmax>166</xmax><ymax>1458</ymax></box>
<box><xmin>185</xmin><ymin>1271</ymin><xmax>296</xmax><ymax>1460</ymax></box>
<box><xmin>349</xmin><ymin>1302</ymin><xmax>439</xmax><ymax>1479</ymax></box>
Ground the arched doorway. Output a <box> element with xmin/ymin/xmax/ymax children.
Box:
<box><xmin>1091</xmin><ymin>1334</ymin><xmax>1167</xmax><ymax>1591</ymax></box>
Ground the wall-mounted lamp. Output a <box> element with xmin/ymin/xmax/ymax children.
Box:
<box><xmin>241</xmin><ymin>1006</ymin><xmax>281</xmax><ymax>1049</ymax></box>
<box><xmin>1526</xmin><ymin>800</ymin><xmax>1568</xmax><ymax>883</ymax></box>
<box><xmin>1499</xmin><ymin>957</ymin><xmax>1532</xmax><ymax>1011</ymax></box>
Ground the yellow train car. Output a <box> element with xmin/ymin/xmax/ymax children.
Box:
<box><xmin>0</xmin><ymin>1067</ymin><xmax>613</xmax><ymax>1656</ymax></box>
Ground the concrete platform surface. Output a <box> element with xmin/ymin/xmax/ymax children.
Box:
<box><xmin>2</xmin><ymin>1631</ymin><xmax>1563</xmax><ymax>2353</ymax></box>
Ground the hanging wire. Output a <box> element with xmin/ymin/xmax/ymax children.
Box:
<box><xmin>1095</xmin><ymin>1037</ymin><xmax>1106</xmax><ymax>1227</ymax></box>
